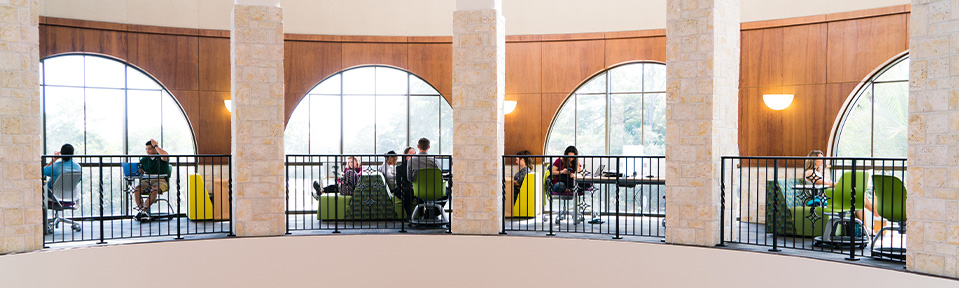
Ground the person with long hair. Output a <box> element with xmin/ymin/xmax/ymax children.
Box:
<box><xmin>339</xmin><ymin>156</ymin><xmax>363</xmax><ymax>196</ymax></box>
<box><xmin>512</xmin><ymin>150</ymin><xmax>532</xmax><ymax>202</ymax></box>
<box><xmin>804</xmin><ymin>150</ymin><xmax>880</xmax><ymax>233</ymax></box>
<box><xmin>551</xmin><ymin>146</ymin><xmax>582</xmax><ymax>194</ymax></box>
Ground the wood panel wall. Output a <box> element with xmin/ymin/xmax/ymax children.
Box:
<box><xmin>38</xmin><ymin>4</ymin><xmax>911</xmax><ymax>157</ymax></box>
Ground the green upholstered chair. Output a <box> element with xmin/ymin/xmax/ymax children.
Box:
<box><xmin>317</xmin><ymin>193</ymin><xmax>352</xmax><ymax>220</ymax></box>
<box><xmin>870</xmin><ymin>175</ymin><xmax>907</xmax><ymax>259</ymax></box>
<box><xmin>818</xmin><ymin>171</ymin><xmax>870</xmax><ymax>246</ymax></box>
<box><xmin>765</xmin><ymin>178</ymin><xmax>826</xmax><ymax>237</ymax></box>
<box><xmin>411</xmin><ymin>168</ymin><xmax>447</xmax><ymax>225</ymax></box>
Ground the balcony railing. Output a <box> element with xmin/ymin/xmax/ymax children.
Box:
<box><xmin>720</xmin><ymin>156</ymin><xmax>907</xmax><ymax>262</ymax></box>
<box><xmin>41</xmin><ymin>154</ymin><xmax>233</xmax><ymax>246</ymax></box>
<box><xmin>501</xmin><ymin>155</ymin><xmax>665</xmax><ymax>239</ymax></box>
<box><xmin>285</xmin><ymin>154</ymin><xmax>452</xmax><ymax>233</ymax></box>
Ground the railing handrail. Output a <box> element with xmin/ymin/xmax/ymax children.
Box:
<box><xmin>502</xmin><ymin>154</ymin><xmax>665</xmax><ymax>159</ymax></box>
<box><xmin>41</xmin><ymin>154</ymin><xmax>232</xmax><ymax>157</ymax></box>
<box><xmin>721</xmin><ymin>155</ymin><xmax>907</xmax><ymax>161</ymax></box>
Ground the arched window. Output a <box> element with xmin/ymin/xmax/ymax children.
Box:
<box><xmin>831</xmin><ymin>53</ymin><xmax>908</xmax><ymax>158</ymax></box>
<box><xmin>285</xmin><ymin>66</ymin><xmax>453</xmax><ymax>154</ymax></box>
<box><xmin>544</xmin><ymin>61</ymin><xmax>666</xmax><ymax>155</ymax></box>
<box><xmin>41</xmin><ymin>54</ymin><xmax>197</xmax><ymax>155</ymax></box>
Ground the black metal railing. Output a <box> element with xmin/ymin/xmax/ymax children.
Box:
<box><xmin>285</xmin><ymin>154</ymin><xmax>452</xmax><ymax>233</ymax></box>
<box><xmin>720</xmin><ymin>156</ymin><xmax>907</xmax><ymax>262</ymax></box>
<box><xmin>500</xmin><ymin>155</ymin><xmax>665</xmax><ymax>239</ymax></box>
<box><xmin>41</xmin><ymin>154</ymin><xmax>233</xmax><ymax>246</ymax></box>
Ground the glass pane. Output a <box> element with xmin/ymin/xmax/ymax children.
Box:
<box><xmin>284</xmin><ymin>97</ymin><xmax>310</xmax><ymax>154</ymax></box>
<box><xmin>836</xmin><ymin>86</ymin><xmax>873</xmax><ymax>157</ymax></box>
<box><xmin>546</xmin><ymin>98</ymin><xmax>575</xmax><ymax>155</ymax></box>
<box><xmin>375</xmin><ymin>67</ymin><xmax>408</xmax><ymax>95</ymax></box>
<box><xmin>578</xmin><ymin>72</ymin><xmax>606</xmax><ymax>94</ymax></box>
<box><xmin>310</xmin><ymin>74</ymin><xmax>340</xmax><ymax>95</ymax></box>
<box><xmin>609</xmin><ymin>94</ymin><xmax>643</xmax><ymax>155</ymax></box>
<box><xmin>643</xmin><ymin>93</ymin><xmax>666</xmax><ymax>156</ymax></box>
<box><xmin>872</xmin><ymin>82</ymin><xmax>908</xmax><ymax>157</ymax></box>
<box><xmin>309</xmin><ymin>95</ymin><xmax>341</xmax><ymax>154</ymax></box>
<box><xmin>39</xmin><ymin>62</ymin><xmax>43</xmax><ymax>85</ymax></box>
<box><xmin>342</xmin><ymin>96</ymin><xmax>375</xmax><ymax>154</ymax></box>
<box><xmin>575</xmin><ymin>94</ymin><xmax>606</xmax><ymax>155</ymax></box>
<box><xmin>876</xmin><ymin>58</ymin><xmax>909</xmax><ymax>82</ymax></box>
<box><xmin>127</xmin><ymin>90</ymin><xmax>162</xmax><ymax>154</ymax></box>
<box><xmin>84</xmin><ymin>88</ymin><xmax>124</xmax><ymax>155</ymax></box>
<box><xmin>375</xmin><ymin>95</ymin><xmax>407</xmax><ymax>153</ymax></box>
<box><xmin>161</xmin><ymin>92</ymin><xmax>196</xmax><ymax>154</ymax></box>
<box><xmin>440</xmin><ymin>100</ymin><xmax>453</xmax><ymax>155</ymax></box>
<box><xmin>126</xmin><ymin>67</ymin><xmax>161</xmax><ymax>90</ymax></box>
<box><xmin>84</xmin><ymin>56</ymin><xmax>125</xmax><ymax>89</ymax></box>
<box><xmin>342</xmin><ymin>67</ymin><xmax>375</xmax><ymax>95</ymax></box>
<box><xmin>410</xmin><ymin>75</ymin><xmax>439</xmax><ymax>95</ymax></box>
<box><xmin>43</xmin><ymin>55</ymin><xmax>84</xmax><ymax>86</ymax></box>
<box><xmin>644</xmin><ymin>63</ymin><xmax>667</xmax><ymax>92</ymax></box>
<box><xmin>609</xmin><ymin>63</ymin><xmax>643</xmax><ymax>93</ymax></box>
<box><xmin>409</xmin><ymin>96</ymin><xmax>440</xmax><ymax>150</ymax></box>
<box><xmin>43</xmin><ymin>87</ymin><xmax>85</xmax><ymax>154</ymax></box>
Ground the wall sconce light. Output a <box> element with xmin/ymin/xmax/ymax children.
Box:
<box><xmin>224</xmin><ymin>100</ymin><xmax>233</xmax><ymax>113</ymax></box>
<box><xmin>504</xmin><ymin>100</ymin><xmax>517</xmax><ymax>115</ymax></box>
<box><xmin>763</xmin><ymin>94</ymin><xmax>794</xmax><ymax>110</ymax></box>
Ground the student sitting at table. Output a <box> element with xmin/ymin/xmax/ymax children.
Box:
<box><xmin>803</xmin><ymin>149</ymin><xmax>880</xmax><ymax>233</ymax></box>
<box><xmin>394</xmin><ymin>147</ymin><xmax>417</xmax><ymax>216</ymax></box>
<box><xmin>512</xmin><ymin>150</ymin><xmax>532</xmax><ymax>203</ymax></box>
<box><xmin>551</xmin><ymin>146</ymin><xmax>582</xmax><ymax>194</ymax></box>
<box><xmin>134</xmin><ymin>139</ymin><xmax>170</xmax><ymax>220</ymax></box>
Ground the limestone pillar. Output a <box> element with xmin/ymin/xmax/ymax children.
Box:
<box><xmin>907</xmin><ymin>0</ymin><xmax>959</xmax><ymax>277</ymax></box>
<box><xmin>451</xmin><ymin>0</ymin><xmax>505</xmax><ymax>234</ymax></box>
<box><xmin>230</xmin><ymin>0</ymin><xmax>285</xmax><ymax>237</ymax></box>
<box><xmin>664</xmin><ymin>0</ymin><xmax>740</xmax><ymax>246</ymax></box>
<box><xmin>0</xmin><ymin>0</ymin><xmax>40</xmax><ymax>253</ymax></box>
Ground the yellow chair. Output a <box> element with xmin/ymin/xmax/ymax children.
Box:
<box><xmin>512</xmin><ymin>172</ymin><xmax>538</xmax><ymax>217</ymax></box>
<box><xmin>188</xmin><ymin>174</ymin><xmax>229</xmax><ymax>220</ymax></box>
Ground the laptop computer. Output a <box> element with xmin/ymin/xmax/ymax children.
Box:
<box><xmin>121</xmin><ymin>162</ymin><xmax>140</xmax><ymax>177</ymax></box>
<box><xmin>593</xmin><ymin>164</ymin><xmax>605</xmax><ymax>176</ymax></box>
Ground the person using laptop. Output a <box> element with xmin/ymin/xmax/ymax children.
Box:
<box><xmin>134</xmin><ymin>139</ymin><xmax>170</xmax><ymax>220</ymax></box>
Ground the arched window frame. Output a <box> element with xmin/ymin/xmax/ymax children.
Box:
<box><xmin>543</xmin><ymin>60</ymin><xmax>667</xmax><ymax>156</ymax></box>
<box><xmin>40</xmin><ymin>53</ymin><xmax>198</xmax><ymax>155</ymax></box>
<box><xmin>828</xmin><ymin>51</ymin><xmax>909</xmax><ymax>159</ymax></box>
<box><xmin>284</xmin><ymin>65</ymin><xmax>454</xmax><ymax>154</ymax></box>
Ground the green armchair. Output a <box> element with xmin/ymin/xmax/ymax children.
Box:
<box><xmin>765</xmin><ymin>178</ymin><xmax>825</xmax><ymax>237</ymax></box>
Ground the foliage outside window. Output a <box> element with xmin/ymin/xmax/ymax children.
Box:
<box><xmin>285</xmin><ymin>66</ymin><xmax>453</xmax><ymax>155</ymax></box>
<box><xmin>833</xmin><ymin>55</ymin><xmax>908</xmax><ymax>158</ymax></box>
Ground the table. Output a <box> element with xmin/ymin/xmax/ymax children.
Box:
<box><xmin>578</xmin><ymin>175</ymin><xmax>665</xmax><ymax>187</ymax></box>
<box><xmin>125</xmin><ymin>173</ymin><xmax>173</xmax><ymax>221</ymax></box>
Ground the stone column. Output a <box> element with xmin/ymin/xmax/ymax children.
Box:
<box><xmin>231</xmin><ymin>1</ymin><xmax>285</xmax><ymax>237</ymax></box>
<box><xmin>451</xmin><ymin>0</ymin><xmax>505</xmax><ymax>235</ymax></box>
<box><xmin>664</xmin><ymin>0</ymin><xmax>740</xmax><ymax>246</ymax></box>
<box><xmin>0</xmin><ymin>0</ymin><xmax>40</xmax><ymax>254</ymax></box>
<box><xmin>907</xmin><ymin>0</ymin><xmax>959</xmax><ymax>277</ymax></box>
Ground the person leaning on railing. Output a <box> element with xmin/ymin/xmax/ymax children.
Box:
<box><xmin>512</xmin><ymin>150</ymin><xmax>532</xmax><ymax>202</ymax></box>
<box><xmin>803</xmin><ymin>150</ymin><xmax>881</xmax><ymax>234</ymax></box>
<box><xmin>134</xmin><ymin>139</ymin><xmax>170</xmax><ymax>220</ymax></box>
<box><xmin>42</xmin><ymin>143</ymin><xmax>82</xmax><ymax>199</ymax></box>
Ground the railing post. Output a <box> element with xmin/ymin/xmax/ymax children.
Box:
<box><xmin>548</xmin><ymin>157</ymin><xmax>555</xmax><ymax>237</ymax></box>
<box><xmin>284</xmin><ymin>156</ymin><xmax>290</xmax><ymax>235</ymax></box>
<box><xmin>614</xmin><ymin>157</ymin><xmax>622</xmax><ymax>239</ymax></box>
<box><xmin>97</xmin><ymin>157</ymin><xmax>106</xmax><ymax>244</ymax></box>
<box><xmin>846</xmin><ymin>159</ymin><xmax>859</xmax><ymax>261</ymax></box>
<box><xmin>333</xmin><ymin>156</ymin><xmax>340</xmax><ymax>234</ymax></box>
<box><xmin>175</xmin><ymin>157</ymin><xmax>182</xmax><ymax>240</ymax></box>
<box><xmin>228</xmin><ymin>155</ymin><xmax>235</xmax><ymax>237</ymax></box>
<box><xmin>769</xmin><ymin>159</ymin><xmax>780</xmax><ymax>252</ymax></box>
<box><xmin>500</xmin><ymin>156</ymin><xmax>507</xmax><ymax>235</ymax></box>
<box><xmin>718</xmin><ymin>158</ymin><xmax>727</xmax><ymax>247</ymax></box>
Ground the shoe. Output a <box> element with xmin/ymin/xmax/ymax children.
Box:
<box><xmin>313</xmin><ymin>181</ymin><xmax>322</xmax><ymax>193</ymax></box>
<box><xmin>134</xmin><ymin>211</ymin><xmax>146</xmax><ymax>221</ymax></box>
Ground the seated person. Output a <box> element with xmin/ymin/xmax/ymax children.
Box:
<box><xmin>394</xmin><ymin>147</ymin><xmax>417</xmax><ymax>217</ymax></box>
<box><xmin>378</xmin><ymin>151</ymin><xmax>398</xmax><ymax>191</ymax></box>
<box><xmin>134</xmin><ymin>139</ymin><xmax>170</xmax><ymax>220</ymax></box>
<box><xmin>512</xmin><ymin>150</ymin><xmax>532</xmax><ymax>203</ymax></box>
<box><xmin>804</xmin><ymin>149</ymin><xmax>880</xmax><ymax>233</ymax></box>
<box><xmin>551</xmin><ymin>146</ymin><xmax>582</xmax><ymax>195</ymax></box>
<box><xmin>408</xmin><ymin>138</ymin><xmax>439</xmax><ymax>182</ymax></box>
<box><xmin>338</xmin><ymin>156</ymin><xmax>362</xmax><ymax>196</ymax></box>
<box><xmin>43</xmin><ymin>143</ymin><xmax>81</xmax><ymax>202</ymax></box>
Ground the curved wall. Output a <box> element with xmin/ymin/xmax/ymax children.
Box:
<box><xmin>1</xmin><ymin>235</ymin><xmax>955</xmax><ymax>287</ymax></box>
<box><xmin>40</xmin><ymin>0</ymin><xmax>909</xmax><ymax>36</ymax></box>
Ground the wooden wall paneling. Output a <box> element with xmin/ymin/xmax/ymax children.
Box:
<box><xmin>284</xmin><ymin>41</ymin><xmax>342</xmax><ymax>123</ymax></box>
<box><xmin>505</xmin><ymin>93</ymin><xmax>543</xmax><ymax>155</ymax></box>
<box><xmin>779</xmin><ymin>85</ymin><xmax>828</xmax><ymax>156</ymax></box>
<box><xmin>758</xmin><ymin>28</ymin><xmax>784</xmax><ymax>87</ymax></box>
<box><xmin>827</xmin><ymin>14</ymin><xmax>908</xmax><ymax>84</ymax></box>
<box><xmin>170</xmin><ymin>89</ymin><xmax>201</xmax><ymax>152</ymax></box>
<box><xmin>341</xmin><ymin>42</ymin><xmax>408</xmax><ymax>70</ymax></box>
<box><xmin>40</xmin><ymin>25</ymin><xmax>79</xmax><ymax>58</ymax></box>
<box><xmin>740</xmin><ymin>29</ymin><xmax>763</xmax><ymax>88</ymax></box>
<box><xmin>131</xmin><ymin>33</ymin><xmax>180</xmax><ymax>91</ymax></box>
<box><xmin>739</xmin><ymin>87</ymin><xmax>783</xmax><ymax>156</ymax></box>
<box><xmin>541</xmin><ymin>93</ymin><xmax>570</xmax><ymax>150</ymax></box>
<box><xmin>175</xmin><ymin>36</ymin><xmax>200</xmax><ymax>91</ymax></box>
<box><xmin>126</xmin><ymin>32</ymin><xmax>138</xmax><ymax>65</ymax></box>
<box><xmin>505</xmin><ymin>41</ymin><xmax>542</xmax><ymax>95</ymax></box>
<box><xmin>198</xmin><ymin>37</ymin><xmax>230</xmax><ymax>92</ymax></box>
<box><xmin>541</xmin><ymin>40</ymin><xmax>605</xmax><ymax>94</ymax></box>
<box><xmin>782</xmin><ymin>23</ymin><xmax>827</xmax><ymax>86</ymax></box>
<box><xmin>198</xmin><ymin>91</ymin><xmax>233</xmax><ymax>154</ymax></box>
<box><xmin>407</xmin><ymin>43</ymin><xmax>453</xmax><ymax>103</ymax></box>
<box><xmin>603</xmin><ymin>36</ymin><xmax>666</xmax><ymax>66</ymax></box>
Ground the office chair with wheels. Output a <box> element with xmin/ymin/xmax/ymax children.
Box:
<box><xmin>870</xmin><ymin>175</ymin><xmax>907</xmax><ymax>260</ymax></box>
<box><xmin>45</xmin><ymin>171</ymin><xmax>82</xmax><ymax>234</ymax></box>
<box><xmin>816</xmin><ymin>171</ymin><xmax>870</xmax><ymax>248</ymax></box>
<box><xmin>411</xmin><ymin>168</ymin><xmax>448</xmax><ymax>226</ymax></box>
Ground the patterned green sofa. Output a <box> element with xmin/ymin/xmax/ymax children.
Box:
<box><xmin>765</xmin><ymin>178</ymin><xmax>825</xmax><ymax>237</ymax></box>
<box><xmin>317</xmin><ymin>173</ymin><xmax>404</xmax><ymax>220</ymax></box>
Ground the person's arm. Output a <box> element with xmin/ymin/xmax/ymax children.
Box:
<box><xmin>43</xmin><ymin>151</ymin><xmax>61</xmax><ymax>169</ymax></box>
<box><xmin>150</xmin><ymin>139</ymin><xmax>169</xmax><ymax>162</ymax></box>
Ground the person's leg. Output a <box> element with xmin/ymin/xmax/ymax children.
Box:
<box><xmin>133</xmin><ymin>187</ymin><xmax>144</xmax><ymax>210</ymax></box>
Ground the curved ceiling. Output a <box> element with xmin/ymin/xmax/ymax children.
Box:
<box><xmin>40</xmin><ymin>0</ymin><xmax>909</xmax><ymax>36</ymax></box>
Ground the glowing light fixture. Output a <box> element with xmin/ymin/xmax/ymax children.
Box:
<box><xmin>224</xmin><ymin>100</ymin><xmax>233</xmax><ymax>113</ymax></box>
<box><xmin>504</xmin><ymin>100</ymin><xmax>517</xmax><ymax>115</ymax></box>
<box><xmin>763</xmin><ymin>94</ymin><xmax>794</xmax><ymax>110</ymax></box>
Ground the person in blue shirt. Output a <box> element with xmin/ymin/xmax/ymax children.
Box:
<box><xmin>42</xmin><ymin>143</ymin><xmax>82</xmax><ymax>198</ymax></box>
